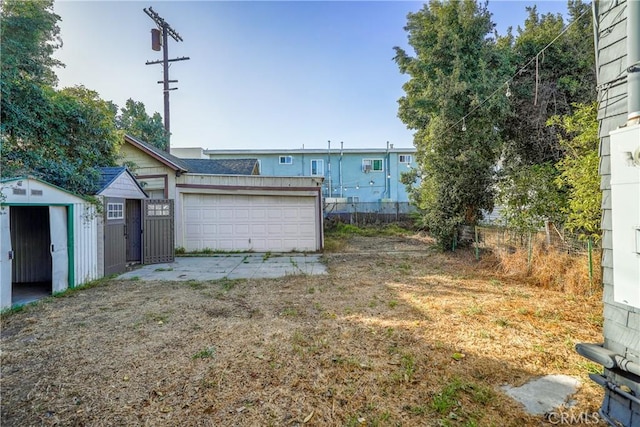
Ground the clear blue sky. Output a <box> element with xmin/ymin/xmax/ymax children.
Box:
<box><xmin>52</xmin><ymin>1</ymin><xmax>570</xmax><ymax>150</ymax></box>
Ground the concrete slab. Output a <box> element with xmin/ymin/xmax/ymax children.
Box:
<box><xmin>501</xmin><ymin>375</ymin><xmax>581</xmax><ymax>416</ymax></box>
<box><xmin>117</xmin><ymin>254</ymin><xmax>327</xmax><ymax>281</ymax></box>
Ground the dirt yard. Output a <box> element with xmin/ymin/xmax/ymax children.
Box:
<box><xmin>1</xmin><ymin>233</ymin><xmax>606</xmax><ymax>426</ymax></box>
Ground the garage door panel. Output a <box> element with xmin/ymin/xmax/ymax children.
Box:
<box><xmin>183</xmin><ymin>194</ymin><xmax>318</xmax><ymax>252</ymax></box>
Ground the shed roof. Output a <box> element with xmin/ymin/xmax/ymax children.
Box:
<box><xmin>96</xmin><ymin>166</ymin><xmax>148</xmax><ymax>197</ymax></box>
<box><xmin>181</xmin><ymin>158</ymin><xmax>259</xmax><ymax>175</ymax></box>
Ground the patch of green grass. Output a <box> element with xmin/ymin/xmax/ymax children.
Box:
<box><xmin>431</xmin><ymin>377</ymin><xmax>494</xmax><ymax>418</ymax></box>
<box><xmin>175</xmin><ymin>246</ymin><xmax>186</xmax><ymax>254</ymax></box>
<box><xmin>187</xmin><ymin>281</ymin><xmax>206</xmax><ymax>290</ymax></box>
<box><xmin>128</xmin><ymin>276</ymin><xmax>140</xmax><ymax>281</ymax></box>
<box><xmin>145</xmin><ymin>311</ymin><xmax>171</xmax><ymax>323</ymax></box>
<box><xmin>324</xmin><ymin>222</ymin><xmax>413</xmax><ymax>238</ymax></box>
<box><xmin>211</xmin><ymin>277</ymin><xmax>242</xmax><ymax>292</ymax></box>
<box><xmin>192</xmin><ymin>346</ymin><xmax>216</xmax><ymax>359</ymax></box>
<box><xmin>388</xmin><ymin>300</ymin><xmax>398</xmax><ymax>309</ymax></box>
<box><xmin>465</xmin><ymin>303</ymin><xmax>483</xmax><ymax>316</ymax></box>
<box><xmin>280</xmin><ymin>306</ymin><xmax>299</xmax><ymax>317</ymax></box>
<box><xmin>154</xmin><ymin>267</ymin><xmax>174</xmax><ymax>272</ymax></box>
<box><xmin>494</xmin><ymin>318</ymin><xmax>510</xmax><ymax>327</ymax></box>
<box><xmin>262</xmin><ymin>251</ymin><xmax>272</xmax><ymax>261</ymax></box>
<box><xmin>397</xmin><ymin>262</ymin><xmax>412</xmax><ymax>275</ymax></box>
<box><xmin>400</xmin><ymin>354</ymin><xmax>416</xmax><ymax>382</ymax></box>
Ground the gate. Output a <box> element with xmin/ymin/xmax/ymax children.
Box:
<box><xmin>143</xmin><ymin>199</ymin><xmax>174</xmax><ymax>264</ymax></box>
<box><xmin>104</xmin><ymin>197</ymin><xmax>126</xmax><ymax>275</ymax></box>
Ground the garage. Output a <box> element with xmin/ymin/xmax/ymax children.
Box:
<box><xmin>183</xmin><ymin>193</ymin><xmax>318</xmax><ymax>252</ymax></box>
<box><xmin>175</xmin><ymin>175</ymin><xmax>324</xmax><ymax>253</ymax></box>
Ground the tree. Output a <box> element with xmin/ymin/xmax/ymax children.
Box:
<box><xmin>1</xmin><ymin>1</ymin><xmax>120</xmax><ymax>195</ymax></box>
<box><xmin>550</xmin><ymin>102</ymin><xmax>601</xmax><ymax>240</ymax></box>
<box><xmin>1</xmin><ymin>0</ymin><xmax>62</xmax><ymax>144</ymax></box>
<box><xmin>116</xmin><ymin>99</ymin><xmax>168</xmax><ymax>150</ymax></box>
<box><xmin>495</xmin><ymin>0</ymin><xmax>596</xmax><ymax>235</ymax></box>
<box><xmin>499</xmin><ymin>1</ymin><xmax>595</xmax><ymax>168</ymax></box>
<box><xmin>496</xmin><ymin>162</ymin><xmax>566</xmax><ymax>233</ymax></box>
<box><xmin>394</xmin><ymin>0</ymin><xmax>506</xmax><ymax>249</ymax></box>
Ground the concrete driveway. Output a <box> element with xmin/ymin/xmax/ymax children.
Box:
<box><xmin>117</xmin><ymin>253</ymin><xmax>327</xmax><ymax>281</ymax></box>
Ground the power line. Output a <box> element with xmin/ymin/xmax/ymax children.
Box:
<box><xmin>447</xmin><ymin>7</ymin><xmax>591</xmax><ymax>133</ymax></box>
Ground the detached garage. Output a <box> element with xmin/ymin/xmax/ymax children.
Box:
<box><xmin>119</xmin><ymin>135</ymin><xmax>325</xmax><ymax>253</ymax></box>
<box><xmin>0</xmin><ymin>177</ymin><xmax>99</xmax><ymax>309</ymax></box>
<box><xmin>177</xmin><ymin>175</ymin><xmax>324</xmax><ymax>252</ymax></box>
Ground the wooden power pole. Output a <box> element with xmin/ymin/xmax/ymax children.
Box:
<box><xmin>144</xmin><ymin>6</ymin><xmax>189</xmax><ymax>152</ymax></box>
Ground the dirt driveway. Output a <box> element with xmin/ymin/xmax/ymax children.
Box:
<box><xmin>0</xmin><ymin>234</ymin><xmax>604</xmax><ymax>426</ymax></box>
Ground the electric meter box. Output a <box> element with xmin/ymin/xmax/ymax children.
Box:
<box><xmin>609</xmin><ymin>124</ymin><xmax>640</xmax><ymax>308</ymax></box>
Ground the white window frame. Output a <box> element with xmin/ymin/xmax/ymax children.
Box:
<box><xmin>310</xmin><ymin>159</ymin><xmax>324</xmax><ymax>176</ymax></box>
<box><xmin>399</xmin><ymin>154</ymin><xmax>412</xmax><ymax>164</ymax></box>
<box><xmin>147</xmin><ymin>203</ymin><xmax>170</xmax><ymax>217</ymax></box>
<box><xmin>279</xmin><ymin>155</ymin><xmax>293</xmax><ymax>165</ymax></box>
<box><xmin>362</xmin><ymin>158</ymin><xmax>383</xmax><ymax>172</ymax></box>
<box><xmin>107</xmin><ymin>203</ymin><xmax>124</xmax><ymax>220</ymax></box>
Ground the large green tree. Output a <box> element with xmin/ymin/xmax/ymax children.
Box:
<box><xmin>1</xmin><ymin>0</ymin><xmax>121</xmax><ymax>195</ymax></box>
<box><xmin>550</xmin><ymin>102</ymin><xmax>601</xmax><ymax>240</ymax></box>
<box><xmin>495</xmin><ymin>0</ymin><xmax>596</xmax><ymax>234</ymax></box>
<box><xmin>116</xmin><ymin>99</ymin><xmax>168</xmax><ymax>150</ymax></box>
<box><xmin>499</xmin><ymin>0</ymin><xmax>595</xmax><ymax>167</ymax></box>
<box><xmin>395</xmin><ymin>0</ymin><xmax>507</xmax><ymax>248</ymax></box>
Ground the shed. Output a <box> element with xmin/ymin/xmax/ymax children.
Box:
<box><xmin>0</xmin><ymin>177</ymin><xmax>99</xmax><ymax>309</ymax></box>
<box><xmin>96</xmin><ymin>167</ymin><xmax>175</xmax><ymax>276</ymax></box>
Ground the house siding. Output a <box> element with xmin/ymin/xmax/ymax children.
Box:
<box><xmin>119</xmin><ymin>144</ymin><xmax>177</xmax><ymax>199</ymax></box>
<box><xmin>98</xmin><ymin>173</ymin><xmax>147</xmax><ymax>199</ymax></box>
<box><xmin>596</xmin><ymin>0</ymin><xmax>640</xmax><ymax>366</ymax></box>
<box><xmin>583</xmin><ymin>5</ymin><xmax>640</xmax><ymax>425</ymax></box>
<box><xmin>200</xmin><ymin>148</ymin><xmax>418</xmax><ymax>204</ymax></box>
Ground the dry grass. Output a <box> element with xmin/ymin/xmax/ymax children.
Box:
<box><xmin>1</xmin><ymin>233</ymin><xmax>606</xmax><ymax>426</ymax></box>
<box><xmin>495</xmin><ymin>243</ymin><xmax>602</xmax><ymax>295</ymax></box>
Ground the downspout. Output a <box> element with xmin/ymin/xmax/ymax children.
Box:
<box><xmin>385</xmin><ymin>141</ymin><xmax>390</xmax><ymax>199</ymax></box>
<box><xmin>592</xmin><ymin>1</ymin><xmax>600</xmax><ymax>87</ymax></box>
<box><xmin>327</xmin><ymin>140</ymin><xmax>332</xmax><ymax>197</ymax></box>
<box><xmin>339</xmin><ymin>141</ymin><xmax>344</xmax><ymax>198</ymax></box>
<box><xmin>629</xmin><ymin>0</ymin><xmax>640</xmax><ymax>121</ymax></box>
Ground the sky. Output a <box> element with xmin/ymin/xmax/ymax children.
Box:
<box><xmin>52</xmin><ymin>1</ymin><xmax>570</xmax><ymax>151</ymax></box>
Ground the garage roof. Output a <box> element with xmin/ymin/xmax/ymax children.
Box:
<box><xmin>181</xmin><ymin>159</ymin><xmax>259</xmax><ymax>175</ymax></box>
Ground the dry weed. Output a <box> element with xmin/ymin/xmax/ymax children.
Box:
<box><xmin>0</xmin><ymin>234</ymin><xmax>605</xmax><ymax>426</ymax></box>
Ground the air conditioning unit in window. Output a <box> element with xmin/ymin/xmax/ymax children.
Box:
<box><xmin>363</xmin><ymin>165</ymin><xmax>372</xmax><ymax>173</ymax></box>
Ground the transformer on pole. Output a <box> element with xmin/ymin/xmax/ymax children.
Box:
<box><xmin>144</xmin><ymin>6</ymin><xmax>190</xmax><ymax>152</ymax></box>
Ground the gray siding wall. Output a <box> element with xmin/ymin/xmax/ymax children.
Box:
<box><xmin>596</xmin><ymin>0</ymin><xmax>640</xmax><ymax>365</ymax></box>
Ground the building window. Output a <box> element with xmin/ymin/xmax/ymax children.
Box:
<box><xmin>362</xmin><ymin>159</ymin><xmax>383</xmax><ymax>172</ymax></box>
<box><xmin>107</xmin><ymin>203</ymin><xmax>124</xmax><ymax>219</ymax></box>
<box><xmin>147</xmin><ymin>203</ymin><xmax>170</xmax><ymax>217</ymax></box>
<box><xmin>279</xmin><ymin>155</ymin><xmax>293</xmax><ymax>165</ymax></box>
<box><xmin>399</xmin><ymin>154</ymin><xmax>412</xmax><ymax>163</ymax></box>
<box><xmin>311</xmin><ymin>159</ymin><xmax>324</xmax><ymax>176</ymax></box>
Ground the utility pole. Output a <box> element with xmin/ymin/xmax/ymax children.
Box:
<box><xmin>144</xmin><ymin>6</ymin><xmax>189</xmax><ymax>152</ymax></box>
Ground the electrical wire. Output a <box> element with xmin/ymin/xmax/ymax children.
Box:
<box><xmin>446</xmin><ymin>7</ymin><xmax>592</xmax><ymax>133</ymax></box>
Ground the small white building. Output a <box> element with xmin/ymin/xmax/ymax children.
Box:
<box><xmin>0</xmin><ymin>177</ymin><xmax>99</xmax><ymax>309</ymax></box>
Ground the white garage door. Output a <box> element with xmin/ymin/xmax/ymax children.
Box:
<box><xmin>183</xmin><ymin>194</ymin><xmax>318</xmax><ymax>252</ymax></box>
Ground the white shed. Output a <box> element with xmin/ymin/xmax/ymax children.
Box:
<box><xmin>0</xmin><ymin>177</ymin><xmax>99</xmax><ymax>309</ymax></box>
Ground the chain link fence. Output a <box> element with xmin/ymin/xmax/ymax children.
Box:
<box><xmin>474</xmin><ymin>225</ymin><xmax>600</xmax><ymax>284</ymax></box>
<box><xmin>324</xmin><ymin>201</ymin><xmax>417</xmax><ymax>225</ymax></box>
